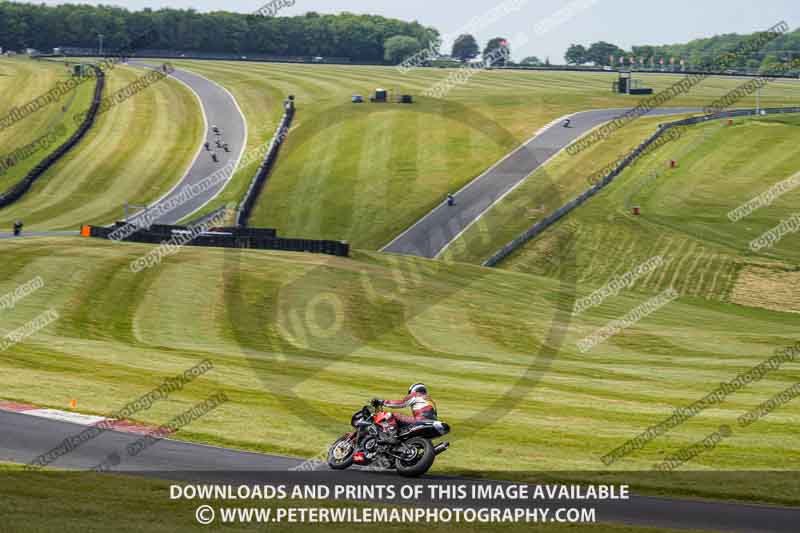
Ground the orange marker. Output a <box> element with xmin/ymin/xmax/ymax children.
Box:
<box><xmin>70</xmin><ymin>399</ymin><xmax>77</xmax><ymax>409</ymax></box>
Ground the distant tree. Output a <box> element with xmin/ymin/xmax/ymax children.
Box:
<box><xmin>545</xmin><ymin>57</ymin><xmax>551</xmax><ymax>66</ymax></box>
<box><xmin>629</xmin><ymin>29</ymin><xmax>800</xmax><ymax>71</ymax></box>
<box><xmin>520</xmin><ymin>56</ymin><xmax>542</xmax><ymax>66</ymax></box>
<box><xmin>384</xmin><ymin>35</ymin><xmax>422</xmax><ymax>64</ymax></box>
<box><xmin>746</xmin><ymin>58</ymin><xmax>762</xmax><ymax>69</ymax></box>
<box><xmin>631</xmin><ymin>45</ymin><xmax>655</xmax><ymax>63</ymax></box>
<box><xmin>760</xmin><ymin>54</ymin><xmax>783</xmax><ymax>72</ymax></box>
<box><xmin>564</xmin><ymin>44</ymin><xmax>587</xmax><ymax>65</ymax></box>
<box><xmin>483</xmin><ymin>37</ymin><xmax>510</xmax><ymax>66</ymax></box>
<box><xmin>586</xmin><ymin>41</ymin><xmax>627</xmax><ymax>66</ymax></box>
<box><xmin>451</xmin><ymin>34</ymin><xmax>479</xmax><ymax>62</ymax></box>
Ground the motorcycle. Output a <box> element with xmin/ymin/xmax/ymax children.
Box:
<box><xmin>327</xmin><ymin>402</ymin><xmax>450</xmax><ymax>477</ymax></box>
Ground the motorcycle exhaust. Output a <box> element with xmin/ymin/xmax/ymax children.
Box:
<box><xmin>434</xmin><ymin>442</ymin><xmax>450</xmax><ymax>455</ymax></box>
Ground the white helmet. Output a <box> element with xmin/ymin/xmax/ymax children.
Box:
<box><xmin>408</xmin><ymin>383</ymin><xmax>427</xmax><ymax>395</ymax></box>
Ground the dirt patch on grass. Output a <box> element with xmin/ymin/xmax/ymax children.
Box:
<box><xmin>730</xmin><ymin>264</ymin><xmax>800</xmax><ymax>313</ymax></box>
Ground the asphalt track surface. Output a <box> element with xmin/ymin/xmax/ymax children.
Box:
<box><xmin>123</xmin><ymin>61</ymin><xmax>247</xmax><ymax>225</ymax></box>
<box><xmin>381</xmin><ymin>107</ymin><xmax>702</xmax><ymax>258</ymax></box>
<box><xmin>2</xmin><ymin>410</ymin><xmax>798</xmax><ymax>532</ymax></box>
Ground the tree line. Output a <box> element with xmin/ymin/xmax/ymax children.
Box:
<box><xmin>564</xmin><ymin>28</ymin><xmax>800</xmax><ymax>70</ymax></box>
<box><xmin>425</xmin><ymin>28</ymin><xmax>800</xmax><ymax>71</ymax></box>
<box><xmin>0</xmin><ymin>2</ymin><xmax>438</xmax><ymax>62</ymax></box>
<box><xmin>2</xmin><ymin>1</ymin><xmax>796</xmax><ymax>71</ymax></box>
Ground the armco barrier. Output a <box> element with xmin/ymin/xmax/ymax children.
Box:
<box><xmin>236</xmin><ymin>100</ymin><xmax>295</xmax><ymax>227</ymax></box>
<box><xmin>0</xmin><ymin>65</ymin><xmax>106</xmax><ymax>208</ymax></box>
<box><xmin>483</xmin><ymin>106</ymin><xmax>800</xmax><ymax>267</ymax></box>
<box><xmin>86</xmin><ymin>223</ymin><xmax>349</xmax><ymax>257</ymax></box>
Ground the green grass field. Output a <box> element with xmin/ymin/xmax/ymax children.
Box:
<box><xmin>169</xmin><ymin>61</ymin><xmax>800</xmax><ymax>249</ymax></box>
<box><xmin>0</xmin><ymin>62</ymin><xmax>202</xmax><ymax>231</ymax></box>
<box><xmin>466</xmin><ymin>114</ymin><xmax>800</xmax><ymax>311</ymax></box>
<box><xmin>441</xmin><ymin>113</ymin><xmax>697</xmax><ymax>265</ymax></box>
<box><xmin>1</xmin><ymin>235</ymin><xmax>798</xmax><ymax>503</ymax></box>
<box><xmin>0</xmin><ymin>58</ymin><xmax>95</xmax><ymax>193</ymax></box>
<box><xmin>0</xmin><ymin>465</ymin><xmax>707</xmax><ymax>533</ymax></box>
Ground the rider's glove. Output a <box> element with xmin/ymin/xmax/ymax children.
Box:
<box><xmin>371</xmin><ymin>398</ymin><xmax>383</xmax><ymax>407</ymax></box>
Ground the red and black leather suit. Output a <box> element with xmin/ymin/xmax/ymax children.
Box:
<box><xmin>381</xmin><ymin>392</ymin><xmax>437</xmax><ymax>425</ymax></box>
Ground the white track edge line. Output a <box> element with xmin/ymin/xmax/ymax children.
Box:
<box><xmin>125</xmin><ymin>62</ymin><xmax>247</xmax><ymax>223</ymax></box>
<box><xmin>175</xmin><ymin>70</ymin><xmax>249</xmax><ymax>221</ymax></box>
<box><xmin>125</xmin><ymin>63</ymin><xmax>209</xmax><ymax>219</ymax></box>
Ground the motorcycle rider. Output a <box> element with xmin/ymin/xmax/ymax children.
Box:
<box><xmin>373</xmin><ymin>383</ymin><xmax>437</xmax><ymax>425</ymax></box>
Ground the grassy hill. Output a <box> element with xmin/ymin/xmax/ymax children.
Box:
<box><xmin>2</xmin><ymin>62</ymin><xmax>799</xmax><ymax>506</ymax></box>
<box><xmin>1</xmin><ymin>236</ymin><xmax>798</xmax><ymax>503</ymax></box>
<box><xmin>440</xmin><ymin>114</ymin><xmax>696</xmax><ymax>265</ymax></box>
<box><xmin>0</xmin><ymin>62</ymin><xmax>202</xmax><ymax>231</ymax></box>
<box><xmin>172</xmin><ymin>61</ymin><xmax>800</xmax><ymax>249</ymax></box>
<box><xmin>464</xmin><ymin>114</ymin><xmax>800</xmax><ymax>313</ymax></box>
<box><xmin>0</xmin><ymin>58</ymin><xmax>95</xmax><ymax>194</ymax></box>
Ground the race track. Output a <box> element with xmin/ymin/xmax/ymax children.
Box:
<box><xmin>3</xmin><ymin>100</ymin><xmax>798</xmax><ymax>532</ymax></box>
<box><xmin>124</xmin><ymin>61</ymin><xmax>247</xmax><ymax>224</ymax></box>
<box><xmin>1</xmin><ymin>410</ymin><xmax>798</xmax><ymax>533</ymax></box>
<box><xmin>381</xmin><ymin>107</ymin><xmax>702</xmax><ymax>258</ymax></box>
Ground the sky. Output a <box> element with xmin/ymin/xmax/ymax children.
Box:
<box><xmin>23</xmin><ymin>0</ymin><xmax>800</xmax><ymax>62</ymax></box>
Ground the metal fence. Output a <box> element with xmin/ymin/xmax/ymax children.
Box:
<box><xmin>236</xmin><ymin>100</ymin><xmax>295</xmax><ymax>227</ymax></box>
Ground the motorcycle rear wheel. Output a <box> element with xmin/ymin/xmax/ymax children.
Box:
<box><xmin>395</xmin><ymin>437</ymin><xmax>435</xmax><ymax>477</ymax></box>
<box><xmin>327</xmin><ymin>436</ymin><xmax>355</xmax><ymax>470</ymax></box>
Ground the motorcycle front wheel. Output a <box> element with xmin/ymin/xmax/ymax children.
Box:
<box><xmin>327</xmin><ymin>436</ymin><xmax>355</xmax><ymax>470</ymax></box>
<box><xmin>394</xmin><ymin>437</ymin><xmax>435</xmax><ymax>477</ymax></box>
